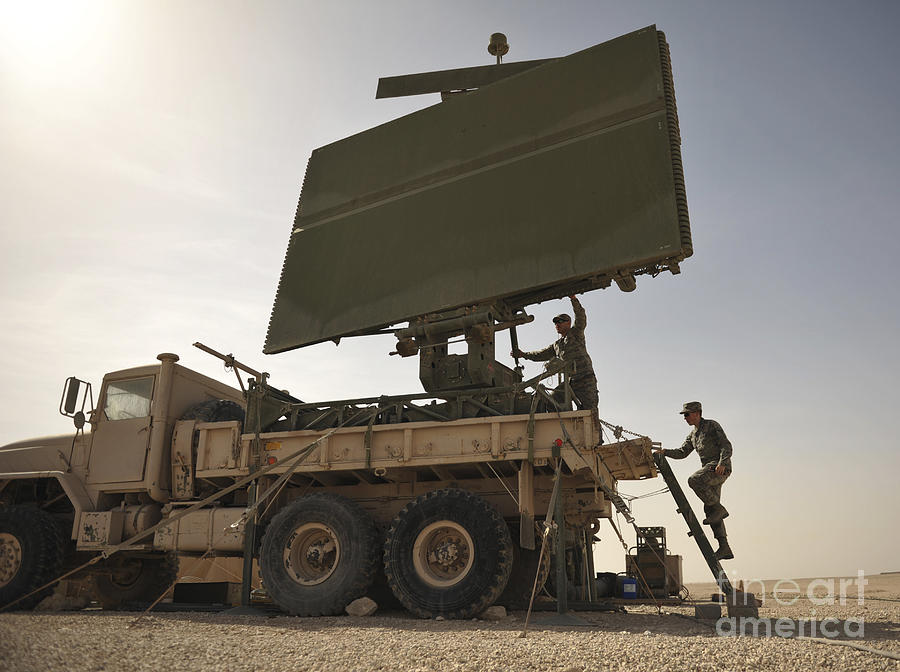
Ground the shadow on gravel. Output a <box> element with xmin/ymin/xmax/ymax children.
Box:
<box><xmin>15</xmin><ymin>605</ymin><xmax>895</xmax><ymax>645</ymax></box>
<box><xmin>136</xmin><ymin>607</ymin><xmax>900</xmax><ymax>644</ymax></box>
<box><xmin>105</xmin><ymin>607</ymin><xmax>715</xmax><ymax>638</ymax></box>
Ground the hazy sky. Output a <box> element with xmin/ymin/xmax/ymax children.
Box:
<box><xmin>1</xmin><ymin>0</ymin><xmax>898</xmax><ymax>582</ymax></box>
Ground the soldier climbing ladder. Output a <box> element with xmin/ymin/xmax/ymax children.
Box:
<box><xmin>653</xmin><ymin>453</ymin><xmax>733</xmax><ymax>596</ymax></box>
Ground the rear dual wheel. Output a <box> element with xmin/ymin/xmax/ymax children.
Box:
<box><xmin>384</xmin><ymin>489</ymin><xmax>512</xmax><ymax>619</ymax></box>
<box><xmin>258</xmin><ymin>490</ymin><xmax>513</xmax><ymax>619</ymax></box>
<box><xmin>259</xmin><ymin>493</ymin><xmax>379</xmax><ymax>616</ymax></box>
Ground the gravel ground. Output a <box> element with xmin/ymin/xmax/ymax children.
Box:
<box><xmin>1</xmin><ymin>574</ymin><xmax>897</xmax><ymax>672</ymax></box>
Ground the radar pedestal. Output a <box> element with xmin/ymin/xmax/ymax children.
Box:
<box><xmin>393</xmin><ymin>303</ymin><xmax>532</xmax><ymax>397</ymax></box>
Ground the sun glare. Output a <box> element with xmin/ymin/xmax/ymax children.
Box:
<box><xmin>0</xmin><ymin>0</ymin><xmax>113</xmax><ymax>86</ymax></box>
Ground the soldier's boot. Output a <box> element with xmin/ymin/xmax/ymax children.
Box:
<box><xmin>714</xmin><ymin>538</ymin><xmax>734</xmax><ymax>561</ymax></box>
<box><xmin>703</xmin><ymin>504</ymin><xmax>729</xmax><ymax>525</ymax></box>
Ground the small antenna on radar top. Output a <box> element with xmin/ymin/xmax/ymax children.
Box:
<box><xmin>376</xmin><ymin>31</ymin><xmax>513</xmax><ymax>102</ymax></box>
<box><xmin>488</xmin><ymin>32</ymin><xmax>509</xmax><ymax>64</ymax></box>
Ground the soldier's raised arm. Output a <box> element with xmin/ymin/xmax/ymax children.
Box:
<box><xmin>569</xmin><ymin>295</ymin><xmax>586</xmax><ymax>335</ymax></box>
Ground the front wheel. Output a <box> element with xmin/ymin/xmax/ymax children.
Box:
<box><xmin>0</xmin><ymin>506</ymin><xmax>65</xmax><ymax>610</ymax></box>
<box><xmin>384</xmin><ymin>489</ymin><xmax>513</xmax><ymax>619</ymax></box>
<box><xmin>259</xmin><ymin>493</ymin><xmax>379</xmax><ymax>616</ymax></box>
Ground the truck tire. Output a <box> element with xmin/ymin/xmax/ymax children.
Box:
<box><xmin>180</xmin><ymin>399</ymin><xmax>245</xmax><ymax>423</ymax></box>
<box><xmin>259</xmin><ymin>493</ymin><xmax>378</xmax><ymax>616</ymax></box>
<box><xmin>383</xmin><ymin>489</ymin><xmax>513</xmax><ymax>619</ymax></box>
<box><xmin>93</xmin><ymin>553</ymin><xmax>179</xmax><ymax>609</ymax></box>
<box><xmin>0</xmin><ymin>506</ymin><xmax>65</xmax><ymax>610</ymax></box>
<box><xmin>496</xmin><ymin>523</ymin><xmax>550</xmax><ymax>608</ymax></box>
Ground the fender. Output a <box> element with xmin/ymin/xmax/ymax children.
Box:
<box><xmin>0</xmin><ymin>471</ymin><xmax>95</xmax><ymax>539</ymax></box>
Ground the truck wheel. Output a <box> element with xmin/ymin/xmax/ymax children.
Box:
<box><xmin>0</xmin><ymin>506</ymin><xmax>65</xmax><ymax>610</ymax></box>
<box><xmin>383</xmin><ymin>489</ymin><xmax>513</xmax><ymax>619</ymax></box>
<box><xmin>180</xmin><ymin>399</ymin><xmax>245</xmax><ymax>423</ymax></box>
<box><xmin>93</xmin><ymin>553</ymin><xmax>179</xmax><ymax>609</ymax></box>
<box><xmin>496</xmin><ymin>523</ymin><xmax>550</xmax><ymax>608</ymax></box>
<box><xmin>259</xmin><ymin>493</ymin><xmax>378</xmax><ymax>616</ymax></box>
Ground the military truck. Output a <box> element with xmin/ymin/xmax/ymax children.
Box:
<box><xmin>0</xmin><ymin>25</ymin><xmax>689</xmax><ymax>618</ymax></box>
<box><xmin>0</xmin><ymin>348</ymin><xmax>657</xmax><ymax>616</ymax></box>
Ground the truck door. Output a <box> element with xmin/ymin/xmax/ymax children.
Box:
<box><xmin>86</xmin><ymin>376</ymin><xmax>155</xmax><ymax>484</ymax></box>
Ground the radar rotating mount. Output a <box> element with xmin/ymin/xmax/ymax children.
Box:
<box><xmin>392</xmin><ymin>302</ymin><xmax>532</xmax><ymax>395</ymax></box>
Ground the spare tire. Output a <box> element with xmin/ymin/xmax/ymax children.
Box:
<box><xmin>180</xmin><ymin>399</ymin><xmax>245</xmax><ymax>424</ymax></box>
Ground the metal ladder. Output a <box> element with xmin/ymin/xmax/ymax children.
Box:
<box><xmin>600</xmin><ymin>482</ymin><xmax>635</xmax><ymax>524</ymax></box>
<box><xmin>653</xmin><ymin>454</ymin><xmax>733</xmax><ymax>595</ymax></box>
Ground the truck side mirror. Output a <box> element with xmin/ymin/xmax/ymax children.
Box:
<box><xmin>60</xmin><ymin>376</ymin><xmax>93</xmax><ymax>429</ymax></box>
<box><xmin>62</xmin><ymin>378</ymin><xmax>80</xmax><ymax>415</ymax></box>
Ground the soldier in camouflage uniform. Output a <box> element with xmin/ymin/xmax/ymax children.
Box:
<box><xmin>511</xmin><ymin>296</ymin><xmax>598</xmax><ymax>411</ymax></box>
<box><xmin>655</xmin><ymin>402</ymin><xmax>734</xmax><ymax>560</ymax></box>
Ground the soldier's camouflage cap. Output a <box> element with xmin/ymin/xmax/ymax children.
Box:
<box><xmin>552</xmin><ymin>313</ymin><xmax>572</xmax><ymax>324</ymax></box>
<box><xmin>680</xmin><ymin>401</ymin><xmax>702</xmax><ymax>415</ymax></box>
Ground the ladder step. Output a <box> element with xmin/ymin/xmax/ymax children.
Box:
<box><xmin>600</xmin><ymin>483</ymin><xmax>635</xmax><ymax>523</ymax></box>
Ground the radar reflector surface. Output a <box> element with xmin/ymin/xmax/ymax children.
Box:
<box><xmin>265</xmin><ymin>25</ymin><xmax>691</xmax><ymax>354</ymax></box>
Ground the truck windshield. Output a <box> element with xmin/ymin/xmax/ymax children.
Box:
<box><xmin>103</xmin><ymin>377</ymin><xmax>154</xmax><ymax>421</ymax></box>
